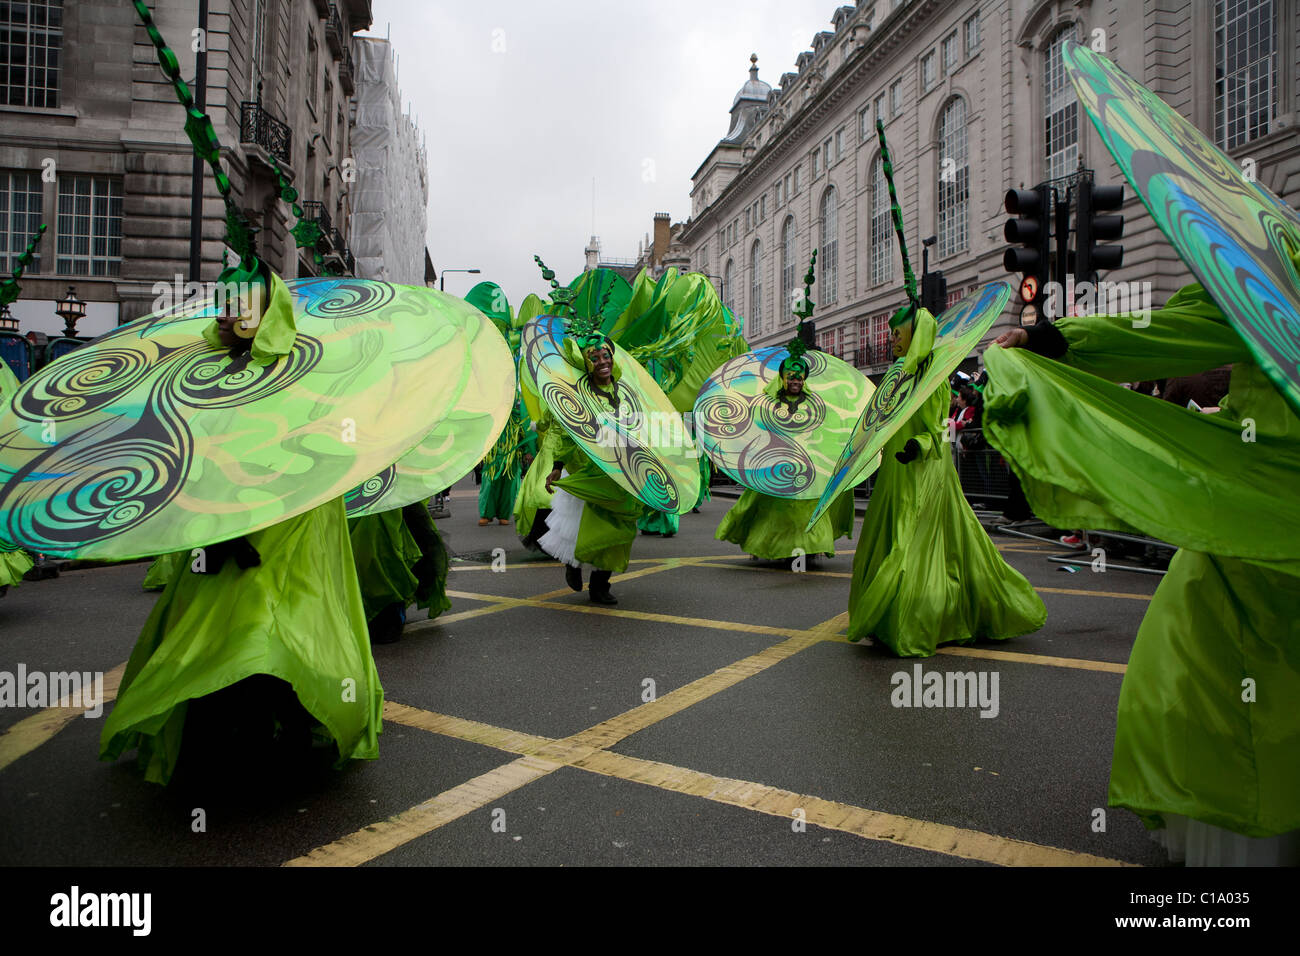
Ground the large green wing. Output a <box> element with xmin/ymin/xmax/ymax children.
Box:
<box><xmin>345</xmin><ymin>302</ymin><xmax>515</xmax><ymax>516</ymax></box>
<box><xmin>0</xmin><ymin>278</ymin><xmax>474</xmax><ymax>559</ymax></box>
<box><xmin>806</xmin><ymin>281</ymin><xmax>1012</xmax><ymax>529</ymax></box>
<box><xmin>1062</xmin><ymin>40</ymin><xmax>1300</xmax><ymax>415</ymax></box>
<box><xmin>694</xmin><ymin>347</ymin><xmax>875</xmax><ymax>499</ymax></box>
<box><xmin>521</xmin><ymin>314</ymin><xmax>700</xmax><ymax>514</ymax></box>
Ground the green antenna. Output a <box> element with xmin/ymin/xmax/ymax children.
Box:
<box><xmin>132</xmin><ymin>0</ymin><xmax>260</xmax><ymax>285</ymax></box>
<box><xmin>0</xmin><ymin>224</ymin><xmax>46</xmax><ymax>309</ymax></box>
<box><xmin>875</xmin><ymin>118</ymin><xmax>918</xmax><ymax>309</ymax></box>
<box><xmin>534</xmin><ymin>255</ymin><xmax>576</xmax><ymax>317</ymax></box>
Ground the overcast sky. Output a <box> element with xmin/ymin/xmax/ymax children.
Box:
<box><xmin>364</xmin><ymin>0</ymin><xmax>841</xmax><ymax>306</ymax></box>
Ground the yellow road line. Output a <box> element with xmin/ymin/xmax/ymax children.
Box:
<box><xmin>374</xmin><ymin>698</ymin><xmax>1132</xmax><ymax>867</ymax></box>
<box><xmin>571</xmin><ymin>750</ymin><xmax>1129</xmax><ymax>866</ymax></box>
<box><xmin>1036</xmin><ymin>586</ymin><xmax>1151</xmax><ymax>601</ymax></box>
<box><xmin>936</xmin><ymin>646</ymin><xmax>1127</xmax><ymax>674</ymax></box>
<box><xmin>0</xmin><ymin>663</ymin><xmax>127</xmax><ymax>772</ymax></box>
<box><xmin>289</xmin><ymin>611</ymin><xmax>847</xmax><ymax>866</ymax></box>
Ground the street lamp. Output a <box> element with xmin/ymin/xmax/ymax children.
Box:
<box><xmin>54</xmin><ymin>286</ymin><xmax>86</xmax><ymax>338</ymax></box>
<box><xmin>0</xmin><ymin>302</ymin><xmax>17</xmax><ymax>332</ymax></box>
<box><xmin>440</xmin><ymin>268</ymin><xmax>481</xmax><ymax>292</ymax></box>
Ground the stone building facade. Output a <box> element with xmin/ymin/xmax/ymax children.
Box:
<box><xmin>0</xmin><ymin>0</ymin><xmax>375</xmax><ymax>338</ymax></box>
<box><xmin>681</xmin><ymin>0</ymin><xmax>1300</xmax><ymax>375</ymax></box>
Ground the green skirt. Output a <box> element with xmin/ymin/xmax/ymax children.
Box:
<box><xmin>100</xmin><ymin>497</ymin><xmax>382</xmax><ymax>785</ymax></box>
<box><xmin>479</xmin><ymin>471</ymin><xmax>520</xmax><ymax>521</ymax></box>
<box><xmin>847</xmin><ymin>431</ymin><xmax>1045</xmax><ymax>656</ymax></box>
<box><xmin>1</xmin><ymin>548</ymin><xmax>34</xmax><ymax>589</ymax></box>
<box><xmin>637</xmin><ymin>508</ymin><xmax>679</xmax><ymax>535</ymax></box>
<box><xmin>715</xmin><ymin>489</ymin><xmax>854</xmax><ymax>560</ymax></box>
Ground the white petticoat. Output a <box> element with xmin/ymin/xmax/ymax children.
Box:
<box><xmin>538</xmin><ymin>474</ymin><xmax>585</xmax><ymax>568</ymax></box>
<box><xmin>1152</xmin><ymin>814</ymin><xmax>1300</xmax><ymax>866</ymax></box>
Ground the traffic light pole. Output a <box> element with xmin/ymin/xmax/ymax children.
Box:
<box><xmin>1054</xmin><ymin>185</ymin><xmax>1071</xmax><ymax>316</ymax></box>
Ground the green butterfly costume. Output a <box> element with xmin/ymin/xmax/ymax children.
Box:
<box><xmin>844</xmin><ymin>119</ymin><xmax>1044</xmax><ymax>655</ymax></box>
<box><xmin>715</xmin><ymin>487</ymin><xmax>855</xmax><ymax>560</ymax></box>
<box><xmin>984</xmin><ymin>285</ymin><xmax>1300</xmax><ymax>850</ymax></box>
<box><xmin>978</xmin><ymin>41</ymin><xmax>1300</xmax><ymax>861</ymax></box>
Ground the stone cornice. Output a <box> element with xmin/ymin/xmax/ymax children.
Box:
<box><xmin>682</xmin><ymin>0</ymin><xmax>942</xmax><ymax>244</ymax></box>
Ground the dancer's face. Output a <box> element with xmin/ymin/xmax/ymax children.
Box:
<box><xmin>781</xmin><ymin>368</ymin><xmax>805</xmax><ymax>395</ymax></box>
<box><xmin>585</xmin><ymin>345</ymin><xmax>614</xmax><ymax>386</ymax></box>
<box><xmin>891</xmin><ymin>321</ymin><xmax>913</xmax><ymax>358</ymax></box>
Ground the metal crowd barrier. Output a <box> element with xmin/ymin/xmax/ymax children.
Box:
<box><xmin>949</xmin><ymin>428</ymin><xmax>1011</xmax><ymax>504</ymax></box>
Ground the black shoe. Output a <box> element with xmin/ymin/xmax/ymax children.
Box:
<box><xmin>368</xmin><ymin>602</ymin><xmax>406</xmax><ymax>645</ymax></box>
<box><xmin>589</xmin><ymin>589</ymin><xmax>618</xmax><ymax>606</ymax></box>
<box><xmin>564</xmin><ymin>564</ymin><xmax>583</xmax><ymax>592</ymax></box>
<box><xmin>588</xmin><ymin>570</ymin><xmax>616</xmax><ymax>604</ymax></box>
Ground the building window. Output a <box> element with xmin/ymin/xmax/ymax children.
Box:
<box><xmin>835</xmin><ymin>128</ymin><xmax>844</xmax><ymax>162</ymax></box>
<box><xmin>760</xmin><ymin>195</ymin><xmax>766</xmax><ymax>221</ymax></box>
<box><xmin>750</xmin><ymin>240</ymin><xmax>765</xmax><ymax>332</ymax></box>
<box><xmin>784</xmin><ymin>172</ymin><xmax>792</xmax><ymax>201</ymax></box>
<box><xmin>820</xmin><ymin>187</ymin><xmax>838</xmax><ymax>303</ymax></box>
<box><xmin>937</xmin><ymin>97</ymin><xmax>969</xmax><ymax>258</ymax></box>
<box><xmin>307</xmin><ymin>33</ymin><xmax>318</xmax><ymax>110</ymax></box>
<box><xmin>855</xmin><ymin>310</ymin><xmax>891</xmax><ymax>367</ymax></box>
<box><xmin>0</xmin><ymin>0</ymin><xmax>62</xmax><ymax>108</ymax></box>
<box><xmin>793</xmin><ymin>165</ymin><xmax>803</xmax><ymax>193</ymax></box>
<box><xmin>780</xmin><ymin>216</ymin><xmax>796</xmax><ymax>317</ymax></box>
<box><xmin>859</xmin><ymin>106</ymin><xmax>871</xmax><ymax>142</ymax></box>
<box><xmin>1215</xmin><ymin>0</ymin><xmax>1277</xmax><ymax>149</ymax></box>
<box><xmin>921</xmin><ymin>52</ymin><xmax>936</xmax><ymax>92</ymax></box>
<box><xmin>250</xmin><ymin>0</ymin><xmax>267</xmax><ymax>98</ymax></box>
<box><xmin>812</xmin><ymin>148</ymin><xmax>822</xmax><ymax>179</ymax></box>
<box><xmin>823</xmin><ymin>139</ymin><xmax>832</xmax><ymax>170</ymax></box>
<box><xmin>942</xmin><ymin>31</ymin><xmax>958</xmax><ymax>75</ymax></box>
<box><xmin>965</xmin><ymin>12</ymin><xmax>981</xmax><ymax>54</ymax></box>
<box><xmin>874</xmin><ymin>92</ymin><xmax>886</xmax><ymax>121</ymax></box>
<box><xmin>817</xmin><ymin>327</ymin><xmax>844</xmax><ymax>359</ymax></box>
<box><xmin>323</xmin><ymin>75</ymin><xmax>334</xmax><ymax>147</ymax></box>
<box><xmin>56</xmin><ymin>176</ymin><xmax>123</xmax><ymax>277</ymax></box>
<box><xmin>1044</xmin><ymin>25</ymin><xmax>1080</xmax><ymax>182</ymax></box>
<box><xmin>870</xmin><ymin>156</ymin><xmax>892</xmax><ymax>286</ymax></box>
<box><xmin>890</xmin><ymin>80</ymin><xmax>902</xmax><ymax>116</ymax></box>
<box><xmin>745</xmin><ymin>208</ymin><xmax>751</xmax><ymax>231</ymax></box>
<box><xmin>0</xmin><ymin>170</ymin><xmax>44</xmax><ymax>274</ymax></box>
<box><xmin>723</xmin><ymin>258</ymin><xmax>735</xmax><ymax>313</ymax></box>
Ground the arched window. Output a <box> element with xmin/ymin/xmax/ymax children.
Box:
<box><xmin>1044</xmin><ymin>25</ymin><xmax>1079</xmax><ymax>181</ymax></box>
<box><xmin>780</xmin><ymin>216</ymin><xmax>796</xmax><ymax>319</ymax></box>
<box><xmin>723</xmin><ymin>258</ymin><xmax>735</xmax><ymax>315</ymax></box>
<box><xmin>820</xmin><ymin>187</ymin><xmax>838</xmax><ymax>303</ymax></box>
<box><xmin>937</xmin><ymin>97</ymin><xmax>969</xmax><ymax>258</ymax></box>
<box><xmin>870</xmin><ymin>156</ymin><xmax>892</xmax><ymax>286</ymax></box>
<box><xmin>750</xmin><ymin>240</ymin><xmax>764</xmax><ymax>332</ymax></box>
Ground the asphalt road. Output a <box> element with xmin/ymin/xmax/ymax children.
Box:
<box><xmin>0</xmin><ymin>478</ymin><xmax>1169</xmax><ymax>867</ymax></box>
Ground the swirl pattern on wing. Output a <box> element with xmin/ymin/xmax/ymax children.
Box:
<box><xmin>736</xmin><ymin>441</ymin><xmax>816</xmax><ymax>496</ymax></box>
<box><xmin>1062</xmin><ymin>40</ymin><xmax>1300</xmax><ymax>414</ymax></box>
<box><xmin>622</xmin><ymin>443</ymin><xmax>678</xmax><ymax>512</ymax></box>
<box><xmin>694</xmin><ymin>391</ymin><xmax>753</xmax><ymax>440</ymax></box>
<box><xmin>14</xmin><ymin>346</ymin><xmax>156</xmax><ymax>422</ymax></box>
<box><xmin>170</xmin><ymin>336</ymin><xmax>323</xmax><ymax>408</ymax></box>
<box><xmin>293</xmin><ymin>278</ymin><xmax>397</xmax><ymax>319</ymax></box>
<box><xmin>344</xmin><ymin>465</ymin><xmax>397</xmax><ymax>513</ymax></box>
<box><xmin>2</xmin><ymin>400</ymin><xmax>188</xmax><ymax>551</ymax></box>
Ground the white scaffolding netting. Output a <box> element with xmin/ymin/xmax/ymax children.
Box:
<box><xmin>350</xmin><ymin>38</ymin><xmax>427</xmax><ymax>284</ymax></box>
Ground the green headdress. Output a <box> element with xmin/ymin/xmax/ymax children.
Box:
<box><xmin>781</xmin><ymin>249</ymin><xmax>818</xmax><ymax>377</ymax></box>
<box><xmin>536</xmin><ymin>255</ymin><xmax>615</xmax><ymax>373</ymax></box>
<box><xmin>876</xmin><ymin>118</ymin><xmax>920</xmax><ymax>330</ymax></box>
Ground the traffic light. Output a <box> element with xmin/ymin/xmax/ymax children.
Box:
<box><xmin>1076</xmin><ymin>180</ymin><xmax>1124</xmax><ymax>281</ymax></box>
<box><xmin>1004</xmin><ymin>186</ymin><xmax>1052</xmax><ymax>309</ymax></box>
<box><xmin>921</xmin><ymin>270</ymin><xmax>947</xmax><ymax>314</ymax></box>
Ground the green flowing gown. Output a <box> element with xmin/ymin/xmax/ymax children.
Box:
<box><xmin>100</xmin><ymin>497</ymin><xmax>382</xmax><ymax>785</ymax></box>
<box><xmin>514</xmin><ymin>421</ymin><xmax>554</xmax><ymax>540</ymax></box>
<box><xmin>715</xmin><ymin>488</ymin><xmax>854</xmax><ymax>560</ymax></box>
<box><xmin>0</xmin><ymin>547</ymin><xmax>32</xmax><ymax>589</ymax></box>
<box><xmin>142</xmin><ymin>552</ymin><xmax>183</xmax><ymax>592</ymax></box>
<box><xmin>541</xmin><ymin>412</ymin><xmax>641</xmax><ymax>573</ymax></box>
<box><xmin>847</xmin><ymin>333</ymin><xmax>1046</xmax><ymax>656</ymax></box>
<box><xmin>478</xmin><ymin>472</ymin><xmax>520</xmax><ymax>521</ymax></box>
<box><xmin>637</xmin><ymin>507</ymin><xmax>679</xmax><ymax>536</ymax></box>
<box><xmin>982</xmin><ymin>284</ymin><xmax>1300</xmax><ymax>840</ymax></box>
<box><xmin>348</xmin><ymin>508</ymin><xmax>422</xmax><ymax>622</ymax></box>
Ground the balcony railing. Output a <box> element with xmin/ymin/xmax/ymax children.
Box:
<box><xmin>338</xmin><ymin>42</ymin><xmax>355</xmax><ymax>94</ymax></box>
<box><xmin>239</xmin><ymin>100</ymin><xmax>292</xmax><ymax>163</ymax></box>
<box><xmin>301</xmin><ymin>201</ymin><xmax>333</xmax><ymax>238</ymax></box>
<box><xmin>325</xmin><ymin>3</ymin><xmax>346</xmax><ymax>57</ymax></box>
